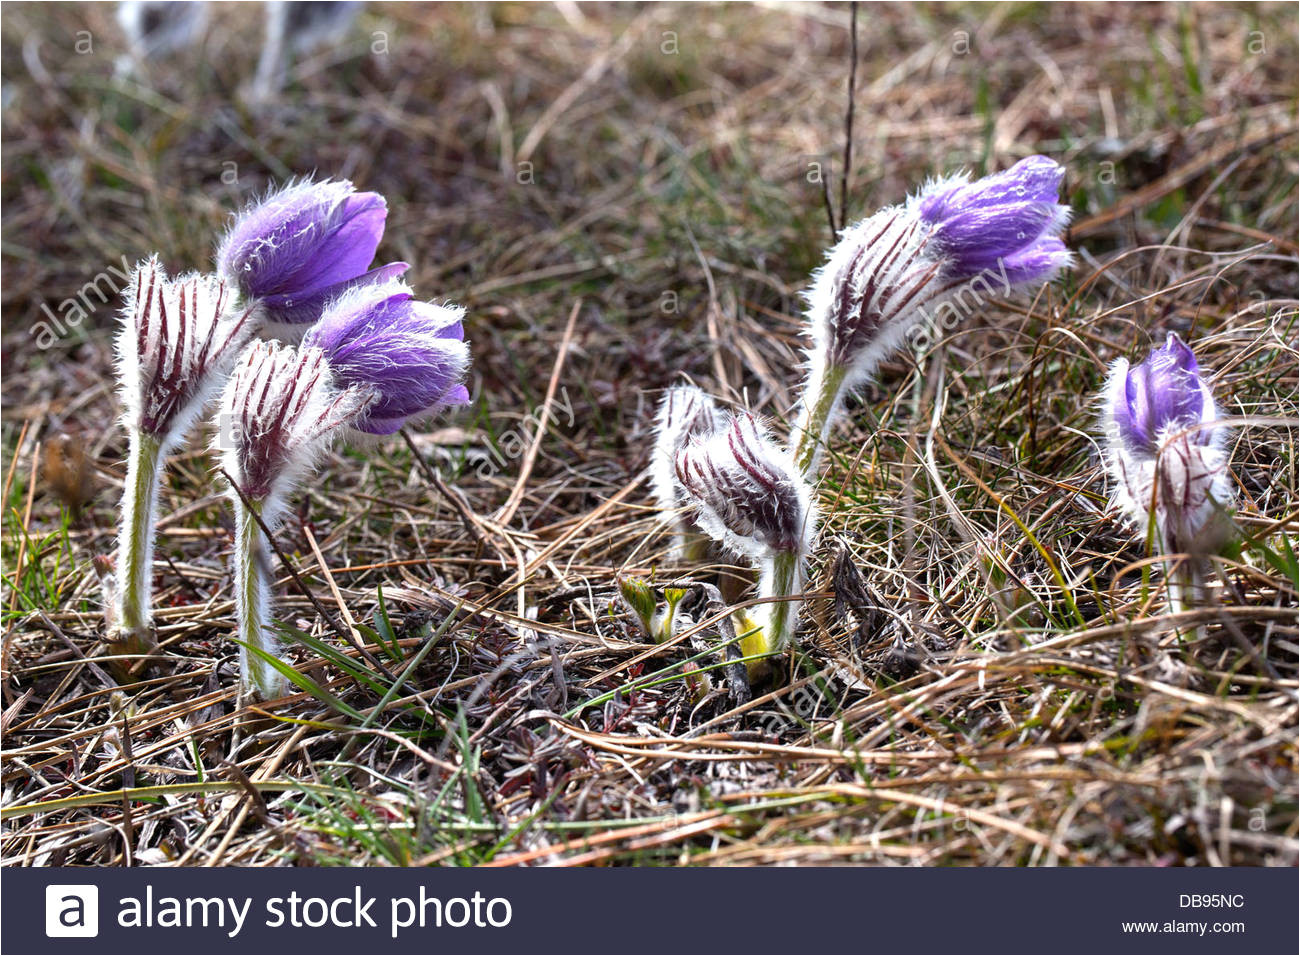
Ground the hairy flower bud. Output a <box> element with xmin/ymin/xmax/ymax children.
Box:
<box><xmin>218</xmin><ymin>341</ymin><xmax>374</xmax><ymax>521</ymax></box>
<box><xmin>651</xmin><ymin>384</ymin><xmax>727</xmax><ymax>550</ymax></box>
<box><xmin>794</xmin><ymin>156</ymin><xmax>1072</xmax><ymax>475</ymax></box>
<box><xmin>216</xmin><ymin>341</ymin><xmax>374</xmax><ymax>699</ymax></box>
<box><xmin>116</xmin><ymin>256</ymin><xmax>256</xmax><ymax>447</ymax></box>
<box><xmin>674</xmin><ymin>413</ymin><xmax>817</xmax><ymax>659</ymax></box>
<box><xmin>1108</xmin><ymin>332</ymin><xmax>1216</xmax><ymax>456</ymax></box>
<box><xmin>675</xmin><ymin>412</ymin><xmax>815</xmax><ymax>561</ymax></box>
<box><xmin>110</xmin><ymin>257</ymin><xmax>256</xmax><ymax>659</ymax></box>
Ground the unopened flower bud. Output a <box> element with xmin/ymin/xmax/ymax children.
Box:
<box><xmin>794</xmin><ymin>156</ymin><xmax>1072</xmax><ymax>475</ymax></box>
<box><xmin>651</xmin><ymin>384</ymin><xmax>727</xmax><ymax>555</ymax></box>
<box><xmin>675</xmin><ymin>412</ymin><xmax>815</xmax><ymax>561</ymax></box>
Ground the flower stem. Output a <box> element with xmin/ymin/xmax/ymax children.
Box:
<box><xmin>113</xmin><ymin>431</ymin><xmax>163</xmax><ymax>658</ymax></box>
<box><xmin>791</xmin><ymin>361</ymin><xmax>848</xmax><ymax>479</ymax></box>
<box><xmin>232</xmin><ymin>495</ymin><xmax>285</xmax><ymax>700</ymax></box>
<box><xmin>742</xmin><ymin>549</ymin><xmax>804</xmax><ymax>671</ymax></box>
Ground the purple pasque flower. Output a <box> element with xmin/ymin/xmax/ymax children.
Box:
<box><xmin>809</xmin><ymin>155</ymin><xmax>1072</xmax><ymax>376</ymax></box>
<box><xmin>793</xmin><ymin>155</ymin><xmax>1072</xmax><ymax>476</ymax></box>
<box><xmin>302</xmin><ymin>280</ymin><xmax>471</xmax><ymax>435</ymax></box>
<box><xmin>1108</xmin><ymin>332</ymin><xmax>1215</xmax><ymax>456</ymax></box>
<box><xmin>215</xmin><ymin>178</ymin><xmax>408</xmax><ymax>330</ymax></box>
<box><xmin>1102</xmin><ymin>334</ymin><xmax>1235</xmax><ymax>558</ymax></box>
<box><xmin>917</xmin><ymin>155</ymin><xmax>1072</xmax><ymax>283</ymax></box>
<box><xmin>675</xmin><ymin>412</ymin><xmax>815</xmax><ymax>561</ymax></box>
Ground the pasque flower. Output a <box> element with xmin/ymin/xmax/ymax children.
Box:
<box><xmin>216</xmin><ymin>178</ymin><xmax>408</xmax><ymax>331</ymax></box>
<box><xmin>302</xmin><ymin>279</ymin><xmax>470</xmax><ymax>435</ymax></box>
<box><xmin>111</xmin><ymin>256</ymin><xmax>256</xmax><ymax>657</ymax></box>
<box><xmin>649</xmin><ymin>158</ymin><xmax>1070</xmax><ymax>681</ymax></box>
<box><xmin>792</xmin><ymin>155</ymin><xmax>1072</xmax><ymax>475</ymax></box>
<box><xmin>217</xmin><ymin>341</ymin><xmax>374</xmax><ymax>698</ymax></box>
<box><xmin>675</xmin><ymin>413</ymin><xmax>816</xmax><ymax>661</ymax></box>
<box><xmin>1103</xmin><ymin>333</ymin><xmax>1236</xmax><ymax>569</ymax></box>
<box><xmin>651</xmin><ymin>384</ymin><xmax>727</xmax><ymax>559</ymax></box>
<box><xmin>649</xmin><ymin>158</ymin><xmax>1071</xmax><ymax>683</ymax></box>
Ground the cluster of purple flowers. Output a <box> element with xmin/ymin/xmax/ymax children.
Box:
<box><xmin>107</xmin><ymin>159</ymin><xmax>1244</xmax><ymax>701</ymax></box>
<box><xmin>649</xmin><ymin>156</ymin><xmax>1076</xmax><ymax>675</ymax></box>
<box><xmin>111</xmin><ymin>177</ymin><xmax>471</xmax><ymax>697</ymax></box>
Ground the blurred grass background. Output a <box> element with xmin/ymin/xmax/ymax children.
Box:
<box><xmin>1</xmin><ymin>2</ymin><xmax>1297</xmax><ymax>866</ymax></box>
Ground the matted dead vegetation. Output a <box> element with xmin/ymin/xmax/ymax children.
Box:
<box><xmin>2</xmin><ymin>1</ymin><xmax>1297</xmax><ymax>866</ymax></box>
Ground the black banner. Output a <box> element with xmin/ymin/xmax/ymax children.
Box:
<box><xmin>3</xmin><ymin>866</ymin><xmax>1297</xmax><ymax>955</ymax></box>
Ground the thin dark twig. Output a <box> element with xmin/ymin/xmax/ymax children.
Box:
<box><xmin>820</xmin><ymin>174</ymin><xmax>838</xmax><ymax>241</ymax></box>
<box><xmin>838</xmin><ymin>0</ymin><xmax>859</xmax><ymax>235</ymax></box>
<box><xmin>218</xmin><ymin>468</ymin><xmax>418</xmax><ymax>695</ymax></box>
<box><xmin>164</xmin><ymin>553</ymin><xmax>207</xmax><ymax>602</ymax></box>
<box><xmin>38</xmin><ymin>610</ymin><xmax>118</xmax><ymax>688</ymax></box>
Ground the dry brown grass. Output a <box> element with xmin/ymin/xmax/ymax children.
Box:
<box><xmin>1</xmin><ymin>1</ymin><xmax>1297</xmax><ymax>866</ymax></box>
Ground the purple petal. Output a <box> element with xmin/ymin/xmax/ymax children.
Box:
<box><xmin>441</xmin><ymin>383</ymin><xmax>471</xmax><ymax>405</ymax></box>
<box><xmin>921</xmin><ymin>156</ymin><xmax>1065</xmax><ymax>221</ymax></box>
<box><xmin>1116</xmin><ymin>333</ymin><xmax>1206</xmax><ymax>453</ymax></box>
<box><xmin>303</xmin><ymin>283</ymin><xmax>471</xmax><ymax>433</ymax></box>
<box><xmin>260</xmin><ymin>261</ymin><xmax>410</xmax><ymax>326</ymax></box>
<box><xmin>934</xmin><ymin>201</ymin><xmax>1059</xmax><ymax>269</ymax></box>
<box><xmin>997</xmin><ymin>239</ymin><xmax>1073</xmax><ymax>286</ymax></box>
<box><xmin>272</xmin><ymin>192</ymin><xmax>388</xmax><ymax>294</ymax></box>
<box><xmin>973</xmin><ymin>155</ymin><xmax>1065</xmax><ymax>206</ymax></box>
<box><xmin>351</xmin><ymin>414</ymin><xmax>408</xmax><ymax>436</ymax></box>
<box><xmin>218</xmin><ymin>180</ymin><xmax>354</xmax><ymax>291</ymax></box>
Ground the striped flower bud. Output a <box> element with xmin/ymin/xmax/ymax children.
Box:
<box><xmin>675</xmin><ymin>413</ymin><xmax>816</xmax><ymax>659</ymax></box>
<box><xmin>217</xmin><ymin>341</ymin><xmax>374</xmax><ymax>698</ymax></box>
<box><xmin>110</xmin><ymin>257</ymin><xmax>256</xmax><ymax>658</ymax></box>
<box><xmin>793</xmin><ymin>156</ymin><xmax>1072</xmax><ymax>475</ymax></box>
<box><xmin>117</xmin><ymin>257</ymin><xmax>256</xmax><ymax>446</ymax></box>
<box><xmin>675</xmin><ymin>412</ymin><xmax>814</xmax><ymax>561</ymax></box>
<box><xmin>651</xmin><ymin>384</ymin><xmax>727</xmax><ymax>558</ymax></box>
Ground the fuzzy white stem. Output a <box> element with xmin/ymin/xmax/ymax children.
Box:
<box><xmin>1167</xmin><ymin>556</ymin><xmax>1207</xmax><ymax>614</ymax></box>
<box><xmin>113</xmin><ymin>431</ymin><xmax>163</xmax><ymax>654</ymax></box>
<box><xmin>791</xmin><ymin>361</ymin><xmax>849</xmax><ymax>479</ymax></box>
<box><xmin>233</xmin><ymin>496</ymin><xmax>285</xmax><ymax>700</ymax></box>
<box><xmin>747</xmin><ymin>548</ymin><xmax>804</xmax><ymax>661</ymax></box>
